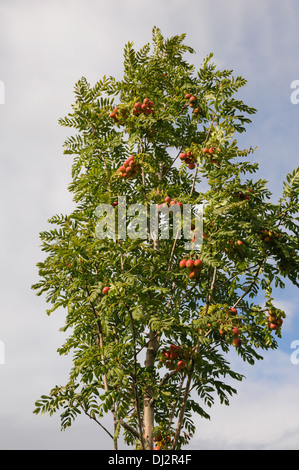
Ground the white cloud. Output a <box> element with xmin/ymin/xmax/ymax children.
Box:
<box><xmin>190</xmin><ymin>349</ymin><xmax>299</xmax><ymax>450</ymax></box>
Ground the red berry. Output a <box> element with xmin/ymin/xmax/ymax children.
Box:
<box><xmin>189</xmin><ymin>269</ymin><xmax>199</xmax><ymax>279</ymax></box>
<box><xmin>179</xmin><ymin>259</ymin><xmax>187</xmax><ymax>268</ymax></box>
<box><xmin>232</xmin><ymin>326</ymin><xmax>240</xmax><ymax>336</ymax></box>
<box><xmin>176</xmin><ymin>360</ymin><xmax>186</xmax><ymax>371</ymax></box>
<box><xmin>102</xmin><ymin>286</ymin><xmax>110</xmax><ymax>295</ymax></box>
<box><xmin>232</xmin><ymin>337</ymin><xmax>241</xmax><ymax>347</ymax></box>
<box><xmin>170</xmin><ymin>352</ymin><xmax>179</xmax><ymax>360</ymax></box>
<box><xmin>194</xmin><ymin>259</ymin><xmax>202</xmax><ymax>267</ymax></box>
<box><xmin>186</xmin><ymin>259</ymin><xmax>194</xmax><ymax>268</ymax></box>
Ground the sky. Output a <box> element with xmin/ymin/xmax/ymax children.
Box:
<box><xmin>0</xmin><ymin>0</ymin><xmax>298</xmax><ymax>450</ymax></box>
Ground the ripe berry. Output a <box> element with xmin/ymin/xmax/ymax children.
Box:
<box><xmin>186</xmin><ymin>259</ymin><xmax>194</xmax><ymax>268</ymax></box>
<box><xmin>189</xmin><ymin>269</ymin><xmax>199</xmax><ymax>279</ymax></box>
<box><xmin>176</xmin><ymin>360</ymin><xmax>186</xmax><ymax>371</ymax></box>
<box><xmin>102</xmin><ymin>286</ymin><xmax>110</xmax><ymax>295</ymax></box>
<box><xmin>194</xmin><ymin>259</ymin><xmax>202</xmax><ymax>267</ymax></box>
<box><xmin>268</xmin><ymin>315</ymin><xmax>276</xmax><ymax>323</ymax></box>
<box><xmin>232</xmin><ymin>337</ymin><xmax>241</xmax><ymax>347</ymax></box>
<box><xmin>170</xmin><ymin>352</ymin><xmax>179</xmax><ymax>360</ymax></box>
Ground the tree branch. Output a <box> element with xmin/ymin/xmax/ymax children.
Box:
<box><xmin>121</xmin><ymin>299</ymin><xmax>145</xmax><ymax>449</ymax></box>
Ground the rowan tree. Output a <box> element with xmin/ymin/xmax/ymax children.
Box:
<box><xmin>32</xmin><ymin>27</ymin><xmax>299</xmax><ymax>450</ymax></box>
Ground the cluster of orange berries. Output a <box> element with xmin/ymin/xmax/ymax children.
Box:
<box><xmin>109</xmin><ymin>98</ymin><xmax>155</xmax><ymax>124</ymax></box>
<box><xmin>179</xmin><ymin>150</ymin><xmax>197</xmax><ymax>170</ymax></box>
<box><xmin>202</xmin><ymin>146</ymin><xmax>220</xmax><ymax>164</ymax></box>
<box><xmin>160</xmin><ymin>344</ymin><xmax>188</xmax><ymax>372</ymax></box>
<box><xmin>222</xmin><ymin>308</ymin><xmax>242</xmax><ymax>347</ymax></box>
<box><xmin>179</xmin><ymin>257</ymin><xmax>203</xmax><ymax>279</ymax></box>
<box><xmin>132</xmin><ymin>98</ymin><xmax>155</xmax><ymax>117</ymax></box>
<box><xmin>237</xmin><ymin>188</ymin><xmax>254</xmax><ymax>201</ymax></box>
<box><xmin>259</xmin><ymin>228</ymin><xmax>282</xmax><ymax>244</ymax></box>
<box><xmin>153</xmin><ymin>433</ymin><xmax>173</xmax><ymax>451</ymax></box>
<box><xmin>267</xmin><ymin>309</ymin><xmax>283</xmax><ymax>331</ymax></box>
<box><xmin>184</xmin><ymin>93</ymin><xmax>203</xmax><ymax>116</ymax></box>
<box><xmin>109</xmin><ymin>106</ymin><xmax>129</xmax><ymax>125</ymax></box>
<box><xmin>224</xmin><ymin>239</ymin><xmax>245</xmax><ymax>260</ymax></box>
<box><xmin>206</xmin><ymin>306</ymin><xmax>242</xmax><ymax>347</ymax></box>
<box><xmin>117</xmin><ymin>155</ymin><xmax>142</xmax><ymax>179</ymax></box>
<box><xmin>157</xmin><ymin>196</ymin><xmax>183</xmax><ymax>210</ymax></box>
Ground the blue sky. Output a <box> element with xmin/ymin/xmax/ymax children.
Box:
<box><xmin>0</xmin><ymin>0</ymin><xmax>298</xmax><ymax>450</ymax></box>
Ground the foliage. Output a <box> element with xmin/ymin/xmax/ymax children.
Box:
<box><xmin>32</xmin><ymin>27</ymin><xmax>299</xmax><ymax>450</ymax></box>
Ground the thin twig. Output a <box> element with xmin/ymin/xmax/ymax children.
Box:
<box><xmin>77</xmin><ymin>399</ymin><xmax>114</xmax><ymax>440</ymax></box>
<box><xmin>121</xmin><ymin>299</ymin><xmax>145</xmax><ymax>449</ymax></box>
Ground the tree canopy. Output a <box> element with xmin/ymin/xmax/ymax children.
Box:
<box><xmin>32</xmin><ymin>27</ymin><xmax>299</xmax><ymax>450</ymax></box>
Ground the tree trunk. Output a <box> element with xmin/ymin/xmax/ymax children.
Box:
<box><xmin>143</xmin><ymin>327</ymin><xmax>158</xmax><ymax>449</ymax></box>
